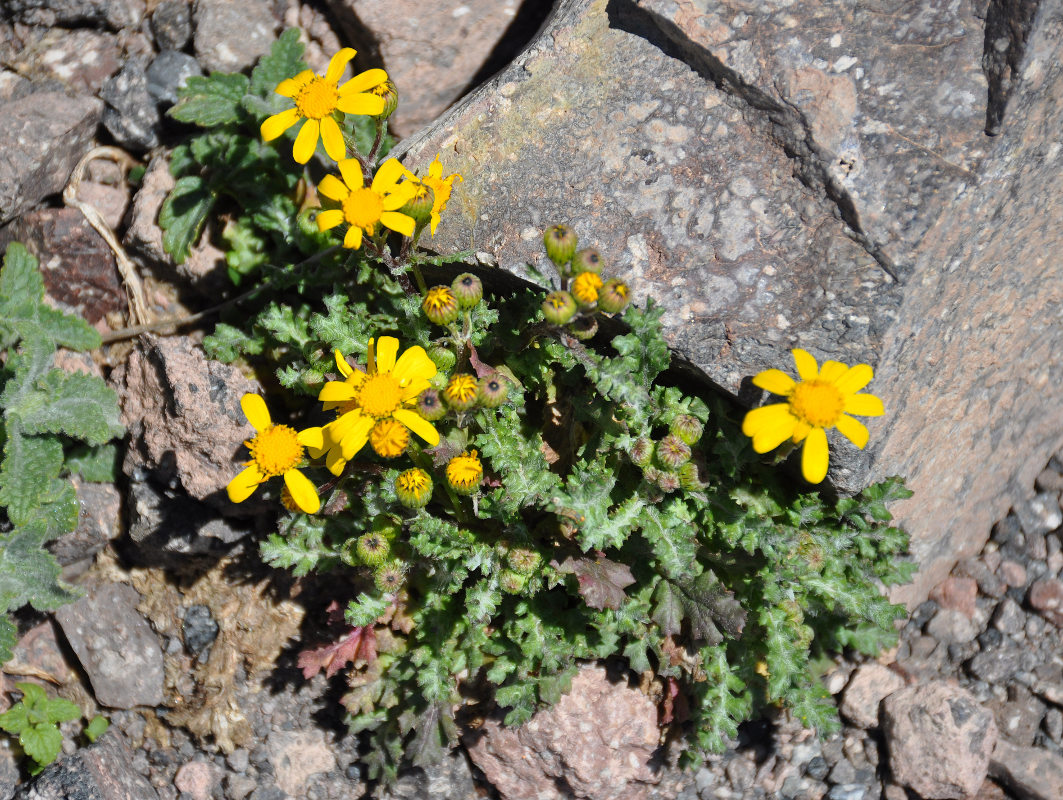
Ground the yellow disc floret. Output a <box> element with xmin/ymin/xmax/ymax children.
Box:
<box><xmin>443</xmin><ymin>374</ymin><xmax>479</xmax><ymax>411</ymax></box>
<box><xmin>446</xmin><ymin>450</ymin><xmax>483</xmax><ymax>494</ymax></box>
<box><xmin>571</xmin><ymin>271</ymin><xmax>604</xmax><ymax>306</ymax></box>
<box><xmin>369</xmin><ymin>418</ymin><xmax>410</xmax><ymax>458</ymax></box>
<box><xmin>395</xmin><ymin>468</ymin><xmax>433</xmax><ymax>508</ymax></box>
<box><xmin>294</xmin><ymin>77</ymin><xmax>339</xmax><ymax>119</ymax></box>
<box><xmin>358</xmin><ymin>373</ymin><xmax>404</xmax><ymax>418</ymax></box>
<box><xmin>788</xmin><ymin>380</ymin><xmax>845</xmax><ymax>429</ymax></box>
<box><xmin>248</xmin><ymin>424</ymin><xmax>303</xmax><ymax>477</ymax></box>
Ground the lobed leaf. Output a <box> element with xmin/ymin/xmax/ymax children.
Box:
<box><xmin>8</xmin><ymin>369</ymin><xmax>123</xmax><ymax>446</ymax></box>
<box><xmin>169</xmin><ymin>72</ymin><xmax>250</xmax><ymax>126</ymax></box>
<box><xmin>160</xmin><ymin>175</ymin><xmax>216</xmax><ymax>265</ymax></box>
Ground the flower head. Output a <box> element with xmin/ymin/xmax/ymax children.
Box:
<box><xmin>317</xmin><ymin>338</ymin><xmax>439</xmax><ymax>474</ymax></box>
<box><xmin>420</xmin><ymin>155</ymin><xmax>462</xmax><ymax>235</ymax></box>
<box><xmin>422</xmin><ymin>285</ymin><xmax>459</xmax><ymax>325</ymax></box>
<box><xmin>260</xmin><ymin>49</ymin><xmax>388</xmax><ymax>164</ymax></box>
<box><xmin>571</xmin><ymin>271</ymin><xmax>604</xmax><ymax>307</ymax></box>
<box><xmin>227</xmin><ymin>394</ymin><xmax>323</xmax><ymax>513</ymax></box>
<box><xmin>395</xmin><ymin>468</ymin><xmax>433</xmax><ymax>508</ymax></box>
<box><xmin>443</xmin><ymin>374</ymin><xmax>479</xmax><ymax>412</ymax></box>
<box><xmin>741</xmin><ymin>349</ymin><xmax>885</xmax><ymax>483</ymax></box>
<box><xmin>446</xmin><ymin>450</ymin><xmax>483</xmax><ymax>494</ymax></box>
<box><xmin>316</xmin><ymin>158</ymin><xmax>417</xmax><ymax>250</ymax></box>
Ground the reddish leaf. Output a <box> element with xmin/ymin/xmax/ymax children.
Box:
<box><xmin>554</xmin><ymin>556</ymin><xmax>635</xmax><ymax>610</ymax></box>
<box><xmin>297</xmin><ymin>625</ymin><xmax>377</xmax><ymax>679</ymax></box>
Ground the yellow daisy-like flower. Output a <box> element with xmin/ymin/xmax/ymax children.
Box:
<box><xmin>571</xmin><ymin>271</ymin><xmax>604</xmax><ymax>306</ymax></box>
<box><xmin>316</xmin><ymin>158</ymin><xmax>417</xmax><ymax>250</ymax></box>
<box><xmin>318</xmin><ymin>337</ymin><xmax>439</xmax><ymax>475</ymax></box>
<box><xmin>446</xmin><ymin>450</ymin><xmax>483</xmax><ymax>494</ymax></box>
<box><xmin>227</xmin><ymin>394</ymin><xmax>323</xmax><ymax>513</ymax></box>
<box><xmin>741</xmin><ymin>349</ymin><xmax>885</xmax><ymax>484</ymax></box>
<box><xmin>443</xmin><ymin>373</ymin><xmax>479</xmax><ymax>412</ymax></box>
<box><xmin>260</xmin><ymin>48</ymin><xmax>387</xmax><ymax>164</ymax></box>
<box><xmin>420</xmin><ymin>154</ymin><xmax>462</xmax><ymax>235</ymax></box>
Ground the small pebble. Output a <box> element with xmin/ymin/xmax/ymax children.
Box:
<box><xmin>806</xmin><ymin>756</ymin><xmax>829</xmax><ymax>780</ymax></box>
<box><xmin>826</xmin><ymin>785</ymin><xmax>867</xmax><ymax>800</ymax></box>
<box><xmin>999</xmin><ymin>560</ymin><xmax>1028</xmax><ymax>588</ymax></box>
<box><xmin>1045</xmin><ymin>708</ymin><xmax>1063</xmax><ymax>743</ymax></box>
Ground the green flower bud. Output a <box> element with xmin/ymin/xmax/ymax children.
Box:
<box><xmin>443</xmin><ymin>374</ymin><xmax>479</xmax><ymax>412</ymax></box>
<box><xmin>542</xmin><ymin>291</ymin><xmax>577</xmax><ymax>325</ymax></box>
<box><xmin>656</xmin><ymin>434</ymin><xmax>691</xmax><ymax>470</ymax></box>
<box><xmin>477</xmin><ymin>373</ymin><xmax>509</xmax><ymax>408</ymax></box>
<box><xmin>422</xmin><ymin>285</ymin><xmax>459</xmax><ymax>325</ymax></box>
<box><xmin>356</xmin><ymin>531</ymin><xmax>390</xmax><ymax>566</ymax></box>
<box><xmin>374</xmin><ymin>560</ymin><xmax>406</xmax><ymax>593</ymax></box>
<box><xmin>630</xmin><ymin>437</ymin><xmax>654</xmax><ymax>467</ymax></box>
<box><xmin>372</xmin><ymin>79</ymin><xmax>399</xmax><ymax>119</ymax></box>
<box><xmin>506</xmin><ymin>547</ymin><xmax>541</xmax><ymax>575</ymax></box>
<box><xmin>451</xmin><ymin>273</ymin><xmax>483</xmax><ymax>309</ymax></box>
<box><xmin>395</xmin><ymin>468</ymin><xmax>432</xmax><ymax>508</ymax></box>
<box><xmin>566</xmin><ymin>315</ymin><xmax>598</xmax><ymax>341</ymax></box>
<box><xmin>427</xmin><ymin>345</ymin><xmax>456</xmax><ymax>373</ymax></box>
<box><xmin>416</xmin><ymin>388</ymin><xmax>448</xmax><ymax>421</ymax></box>
<box><xmin>657</xmin><ymin>471</ymin><xmax>681</xmax><ymax>493</ymax></box>
<box><xmin>597</xmin><ymin>278</ymin><xmax>631</xmax><ymax>314</ymax></box>
<box><xmin>571</xmin><ymin>248</ymin><xmax>603</xmax><ymax>275</ymax></box>
<box><xmin>499</xmin><ymin>570</ymin><xmax>528</xmax><ymax>595</ymax></box>
<box><xmin>543</xmin><ymin>224</ymin><xmax>578</xmax><ymax>268</ymax></box>
<box><xmin>678</xmin><ymin>461</ymin><xmax>706</xmax><ymax>492</ymax></box>
<box><xmin>370</xmin><ymin>516</ymin><xmax>402</xmax><ymax>541</ymax></box>
<box><xmin>670</xmin><ymin>414</ymin><xmax>704</xmax><ymax>445</ymax></box>
<box><xmin>400</xmin><ymin>183</ymin><xmax>435</xmax><ymax>226</ymax></box>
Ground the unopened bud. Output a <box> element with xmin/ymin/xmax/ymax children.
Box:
<box><xmin>571</xmin><ymin>248</ymin><xmax>603</xmax><ymax>274</ymax></box>
<box><xmin>566</xmin><ymin>315</ymin><xmax>598</xmax><ymax>341</ymax></box>
<box><xmin>597</xmin><ymin>278</ymin><xmax>631</xmax><ymax>314</ymax></box>
<box><xmin>542</xmin><ymin>291</ymin><xmax>577</xmax><ymax>325</ymax></box>
<box><xmin>543</xmin><ymin>224</ymin><xmax>578</xmax><ymax>268</ymax></box>
<box><xmin>422</xmin><ymin>285</ymin><xmax>459</xmax><ymax>325</ymax></box>
<box><xmin>451</xmin><ymin>273</ymin><xmax>483</xmax><ymax>309</ymax></box>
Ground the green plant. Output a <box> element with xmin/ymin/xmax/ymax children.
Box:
<box><xmin>0</xmin><ymin>682</ymin><xmax>85</xmax><ymax>774</ymax></box>
<box><xmin>0</xmin><ymin>242</ymin><xmax>125</xmax><ymax>663</ymax></box>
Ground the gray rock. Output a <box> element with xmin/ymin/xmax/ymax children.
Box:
<box><xmin>126</xmin><ymin>477</ymin><xmax>253</xmax><ymax>554</ymax></box>
<box><xmin>882</xmin><ymin>682</ymin><xmax>996</xmax><ymax>800</ymax></box>
<box><xmin>992</xmin><ymin>597</ymin><xmax>1027</xmax><ymax>636</ymax></box>
<box><xmin>182</xmin><ymin>604</ymin><xmax>219</xmax><ymax>658</ymax></box>
<box><xmin>988</xmin><ymin>685</ymin><xmax>1045</xmax><ymax>748</ymax></box>
<box><xmin>152</xmin><ymin>0</ymin><xmax>193</xmax><ymax>51</ymax></box>
<box><xmin>806</xmin><ymin>756</ymin><xmax>829</xmax><ymax>781</ymax></box>
<box><xmin>377</xmin><ymin>750</ymin><xmax>478</xmax><ymax>800</ymax></box>
<box><xmin>1045</xmin><ymin>709</ymin><xmax>1063</xmax><ymax>745</ymax></box>
<box><xmin>926</xmin><ymin>608</ymin><xmax>979</xmax><ymax>645</ymax></box>
<box><xmin>266</xmin><ymin>730</ymin><xmax>336</xmax><ymax>798</ymax></box>
<box><xmin>967</xmin><ymin>646</ymin><xmax>1022</xmax><ymax>685</ymax></box>
<box><xmin>839</xmin><ymin>663</ymin><xmax>905</xmax><ymax>730</ymax></box>
<box><xmin>4</xmin><ymin>0</ymin><xmax>144</xmax><ymax>30</ymax></box>
<box><xmin>12</xmin><ymin>731</ymin><xmax>158</xmax><ymax>799</ymax></box>
<box><xmin>1035</xmin><ymin>469</ymin><xmax>1063</xmax><ymax>493</ymax></box>
<box><xmin>1</xmin><ymin>27</ymin><xmax>121</xmax><ymax>95</ymax></box>
<box><xmin>193</xmin><ymin>0</ymin><xmax>278</xmax><ymax>73</ymax></box>
<box><xmin>1014</xmin><ymin>492</ymin><xmax>1063</xmax><ymax>538</ymax></box>
<box><xmin>826</xmin><ymin>786</ymin><xmax>867</xmax><ymax>800</ymax></box>
<box><xmin>54</xmin><ymin>584</ymin><xmax>164</xmax><ymax>709</ymax></box>
<box><xmin>100</xmin><ymin>59</ymin><xmax>162</xmax><ymax>152</ymax></box>
<box><xmin>0</xmin><ymin>92</ymin><xmax>102</xmax><ymax>225</ymax></box>
<box><xmin>146</xmin><ymin>51</ymin><xmax>203</xmax><ymax>107</ymax></box>
<box><xmin>827</xmin><ymin>758</ymin><xmax>856</xmax><ymax>785</ymax></box>
<box><xmin>990</xmin><ymin>737</ymin><xmax>1063</xmax><ymax>800</ymax></box>
<box><xmin>50</xmin><ymin>479</ymin><xmax>121</xmax><ymax>567</ymax></box>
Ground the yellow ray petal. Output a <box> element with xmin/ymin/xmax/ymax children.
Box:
<box><xmin>261</xmin><ymin>108</ymin><xmax>301</xmax><ymax>141</ymax></box>
<box><xmin>835</xmin><ymin>363</ymin><xmax>875</xmax><ymax>395</ymax></box>
<box><xmin>316</xmin><ymin>209</ymin><xmax>345</xmax><ymax>232</ymax></box>
<box><xmin>835</xmin><ymin>414</ymin><xmax>870</xmax><ymax>449</ymax></box>
<box><xmin>297</xmin><ymin>427</ymin><xmax>325</xmax><ymax>450</ymax></box>
<box><xmin>319</xmin><ymin>381</ymin><xmax>357</xmax><ymax>403</ymax></box>
<box><xmin>325</xmin><ymin>48</ymin><xmax>357</xmax><ymax>84</ymax></box>
<box><xmin>227</xmin><ymin>464</ymin><xmax>265</xmax><ymax>503</ymax></box>
<box><xmin>276</xmin><ymin>70</ymin><xmax>314</xmax><ymax>98</ymax></box>
<box><xmin>241</xmin><ymin>393</ymin><xmax>271</xmax><ymax>431</ymax></box>
<box><xmin>752</xmin><ymin>368</ymin><xmax>796</xmax><ymax>397</ymax></box>
<box><xmin>819</xmin><ymin>360</ymin><xmax>847</xmax><ymax>383</ymax></box>
<box><xmin>845</xmin><ymin>392</ymin><xmax>885</xmax><ymax>417</ymax></box>
<box><xmin>340</xmin><ymin>415</ymin><xmax>375</xmax><ymax>460</ymax></box>
<box><xmin>741</xmin><ymin>403</ymin><xmax>792</xmax><ymax>438</ymax></box>
<box><xmin>338</xmin><ymin>68</ymin><xmax>388</xmax><ymax>95</ymax></box>
<box><xmin>343</xmin><ymin>227</ymin><xmax>363</xmax><ymax>249</ymax></box>
<box><xmin>336</xmin><ymin>93</ymin><xmax>386</xmax><ymax>116</ymax></box>
<box><xmin>292</xmin><ymin>118</ymin><xmax>320</xmax><ymax>164</ymax></box>
<box><xmin>392</xmin><ymin>346</ymin><xmax>437</xmax><ymax>386</ymax></box>
<box><xmin>801</xmin><ymin>427</ymin><xmax>830</xmax><ymax>483</ymax></box>
<box><xmin>284</xmin><ymin>469</ymin><xmax>321</xmax><ymax>514</ymax></box>
<box><xmin>334</xmin><ymin>349</ymin><xmax>353</xmax><ymax>378</ymax></box>
<box><xmin>375</xmin><ymin>337</ymin><xmax>399</xmax><ymax>372</ymax></box>
<box><xmin>317</xmin><ymin>174</ymin><xmax>349</xmax><ymax>202</ymax></box>
<box><xmin>320</xmin><ymin>116</ymin><xmax>346</xmax><ymax>162</ymax></box>
<box><xmin>791</xmin><ymin>349</ymin><xmax>819</xmax><ymax>381</ymax></box>
<box><xmin>338</xmin><ymin>158</ymin><xmax>364</xmax><ymax>191</ymax></box>
<box><xmin>372</xmin><ymin>158</ymin><xmax>406</xmax><ymax>193</ymax></box>
<box><xmin>791</xmin><ymin>420</ymin><xmax>811</xmax><ymax>444</ymax></box>
<box><xmin>399</xmin><ymin>378</ymin><xmax>431</xmax><ymax>401</ymax></box>
<box><xmin>750</xmin><ymin>411</ymin><xmax>798</xmax><ymax>454</ymax></box>
<box><xmin>393</xmin><ymin>408</ymin><xmax>440</xmax><ymax>446</ymax></box>
<box><xmin>380</xmin><ymin>210</ymin><xmax>416</xmax><ymax>238</ymax></box>
<box><xmin>325</xmin><ymin>447</ymin><xmax>347</xmax><ymax>476</ymax></box>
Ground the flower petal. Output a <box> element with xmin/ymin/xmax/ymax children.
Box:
<box><xmin>319</xmin><ymin>381</ymin><xmax>357</xmax><ymax>403</ymax></box>
<box><xmin>261</xmin><ymin>108</ymin><xmax>300</xmax><ymax>141</ymax></box>
<box><xmin>393</xmin><ymin>408</ymin><xmax>440</xmax><ymax>446</ymax></box>
<box><xmin>380</xmin><ymin>210</ymin><xmax>416</xmax><ymax>238</ymax></box>
<box><xmin>276</xmin><ymin>70</ymin><xmax>314</xmax><ymax>98</ymax></box>
<box><xmin>292</xmin><ymin>118</ymin><xmax>320</xmax><ymax>164</ymax></box>
<box><xmin>343</xmin><ymin>227</ymin><xmax>363</xmax><ymax>249</ymax></box>
<box><xmin>317</xmin><ymin>174</ymin><xmax>349</xmax><ymax>202</ymax></box>
<box><xmin>326</xmin><ymin>48</ymin><xmax>357</xmax><ymax>85</ymax></box>
<box><xmin>336</xmin><ymin>93</ymin><xmax>386</xmax><ymax>116</ymax></box>
<box><xmin>399</xmin><ymin>378</ymin><xmax>431</xmax><ymax>401</ymax></box>
<box><xmin>375</xmin><ymin>337</ymin><xmax>399</xmax><ymax>372</ymax></box>
<box><xmin>228</xmin><ymin>464</ymin><xmax>265</xmax><ymax>503</ymax></box>
<box><xmin>835</xmin><ymin>414</ymin><xmax>869</xmax><ymax>449</ymax></box>
<box><xmin>818</xmin><ymin>360</ymin><xmax>847</xmax><ymax>384</ymax></box>
<box><xmin>298</xmin><ymin>427</ymin><xmax>325</xmax><ymax>450</ymax></box>
<box><xmin>741</xmin><ymin>402</ymin><xmax>791</xmax><ymax>437</ymax></box>
<box><xmin>791</xmin><ymin>420</ymin><xmax>811</xmax><ymax>444</ymax></box>
<box><xmin>320</xmin><ymin>116</ymin><xmax>346</xmax><ymax>162</ymax></box>
<box><xmin>752</xmin><ymin>368</ymin><xmax>796</xmax><ymax>397</ymax></box>
<box><xmin>284</xmin><ymin>469</ymin><xmax>321</xmax><ymax>514</ymax></box>
<box><xmin>339</xmin><ymin>68</ymin><xmax>388</xmax><ymax>95</ymax></box>
<box><xmin>334</xmin><ymin>349</ymin><xmax>353</xmax><ymax>378</ymax></box>
<box><xmin>835</xmin><ymin>363</ymin><xmax>875</xmax><ymax>395</ymax></box>
<box><xmin>743</xmin><ymin>404</ymin><xmax>798</xmax><ymax>453</ymax></box>
<box><xmin>338</xmin><ymin>159</ymin><xmax>365</xmax><ymax>191</ymax></box>
<box><xmin>372</xmin><ymin>159</ymin><xmax>406</xmax><ymax>193</ymax></box>
<box><xmin>316</xmin><ymin>209</ymin><xmax>345</xmax><ymax>232</ymax></box>
<box><xmin>791</xmin><ymin>349</ymin><xmax>819</xmax><ymax>381</ymax></box>
<box><xmin>241</xmin><ymin>394</ymin><xmax>271</xmax><ymax>431</ymax></box>
<box><xmin>382</xmin><ymin>189</ymin><xmax>414</xmax><ymax>211</ymax></box>
<box><xmin>325</xmin><ymin>447</ymin><xmax>347</xmax><ymax>476</ymax></box>
<box><xmin>801</xmin><ymin>427</ymin><xmax>830</xmax><ymax>483</ymax></box>
<box><xmin>340</xmin><ymin>415</ymin><xmax>375</xmax><ymax>460</ymax></box>
<box><xmin>845</xmin><ymin>392</ymin><xmax>885</xmax><ymax>417</ymax></box>
<box><xmin>392</xmin><ymin>346</ymin><xmax>437</xmax><ymax>387</ymax></box>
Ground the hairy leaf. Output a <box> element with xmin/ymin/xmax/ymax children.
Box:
<box><xmin>0</xmin><ymin>430</ymin><xmax>64</xmax><ymax>525</ymax></box>
<box><xmin>160</xmin><ymin>175</ymin><xmax>215</xmax><ymax>265</ymax></box>
<box><xmin>0</xmin><ymin>615</ymin><xmax>16</xmax><ymax>665</ymax></box>
<box><xmin>65</xmin><ymin>443</ymin><xmax>120</xmax><ymax>483</ymax></box>
<box><xmin>298</xmin><ymin>625</ymin><xmax>377</xmax><ymax>679</ymax></box>
<box><xmin>0</xmin><ymin>522</ymin><xmax>75</xmax><ymax>612</ymax></box>
<box><xmin>169</xmin><ymin>72</ymin><xmax>249</xmax><ymax>126</ymax></box>
<box><xmin>555</xmin><ymin>556</ymin><xmax>635</xmax><ymax>610</ymax></box>
<box><xmin>8</xmin><ymin>369</ymin><xmax>123</xmax><ymax>446</ymax></box>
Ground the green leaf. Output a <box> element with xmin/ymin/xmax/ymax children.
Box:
<box><xmin>548</xmin><ymin>461</ymin><xmax>642</xmax><ymax>551</ymax></box>
<box><xmin>0</xmin><ymin>429</ymin><xmax>64</xmax><ymax>525</ymax></box>
<box><xmin>203</xmin><ymin>322</ymin><xmax>266</xmax><ymax>363</ymax></box>
<box><xmin>0</xmin><ymin>702</ymin><xmax>30</xmax><ymax>735</ymax></box>
<box><xmin>65</xmin><ymin>443</ymin><xmax>120</xmax><ymax>483</ymax></box>
<box><xmin>404</xmin><ymin>700</ymin><xmax>455</xmax><ymax>768</ymax></box>
<box><xmin>0</xmin><ymin>522</ymin><xmax>76</xmax><ymax>612</ymax></box>
<box><xmin>20</xmin><ymin>724</ymin><xmax>62</xmax><ymax>769</ymax></box>
<box><xmin>8</xmin><ymin>370</ymin><xmax>123</xmax><ymax>446</ymax></box>
<box><xmin>160</xmin><ymin>176</ymin><xmax>216</xmax><ymax>265</ymax></box>
<box><xmin>84</xmin><ymin>715</ymin><xmax>109</xmax><ymax>743</ymax></box>
<box><xmin>169</xmin><ymin>72</ymin><xmax>250</xmax><ymax>126</ymax></box>
<box><xmin>249</xmin><ymin>28</ymin><xmax>307</xmax><ymax>99</ymax></box>
<box><xmin>642</xmin><ymin>502</ymin><xmax>699</xmax><ymax>580</ymax></box>
<box><xmin>22</xmin><ymin>479</ymin><xmax>79</xmax><ymax>539</ymax></box>
<box><xmin>345</xmin><ymin>593</ymin><xmax>391</xmax><ymax>628</ymax></box>
<box><xmin>475</xmin><ymin>405</ymin><xmax>561</xmax><ymax>518</ymax></box>
<box><xmin>0</xmin><ymin>614</ymin><xmax>17</xmax><ymax>665</ymax></box>
<box><xmin>43</xmin><ymin>697</ymin><xmax>80</xmax><ymax>725</ymax></box>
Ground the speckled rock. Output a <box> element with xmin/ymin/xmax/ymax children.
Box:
<box><xmin>4</xmin><ymin>0</ymin><xmax>145</xmax><ymax>30</ymax></box>
<box><xmin>882</xmin><ymin>682</ymin><xmax>996</xmax><ymax>799</ymax></box>
<box><xmin>325</xmin><ymin>0</ymin><xmax>523</xmax><ymax>136</ymax></box>
<box><xmin>54</xmin><ymin>583</ymin><xmax>164</xmax><ymax>709</ymax></box>
<box><xmin>990</xmin><ymin>737</ymin><xmax>1063</xmax><ymax>800</ymax></box>
<box><xmin>0</xmin><ymin>91</ymin><xmax>102</xmax><ymax>225</ymax></box>
<box><xmin>50</xmin><ymin>478</ymin><xmax>122</xmax><ymax>568</ymax></box>
<box><xmin>152</xmin><ymin>0</ymin><xmax>193</xmax><ymax>51</ymax></box>
<box><xmin>465</xmin><ymin>664</ymin><xmax>660</xmax><ymax>800</ymax></box>
<box><xmin>0</xmin><ymin>27</ymin><xmax>121</xmax><ymax>94</ymax></box>
<box><xmin>100</xmin><ymin>58</ymin><xmax>161</xmax><ymax>152</ymax></box>
<box><xmin>193</xmin><ymin>0</ymin><xmax>279</xmax><ymax>73</ymax></box>
<box><xmin>12</xmin><ymin>730</ymin><xmax>159</xmax><ymax>800</ymax></box>
<box><xmin>266</xmin><ymin>730</ymin><xmax>336</xmax><ymax>797</ymax></box>
<box><xmin>839</xmin><ymin>663</ymin><xmax>906</xmax><ymax>730</ymax></box>
<box><xmin>1028</xmin><ymin>579</ymin><xmax>1063</xmax><ymax>627</ymax></box>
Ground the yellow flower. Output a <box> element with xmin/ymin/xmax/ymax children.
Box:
<box><xmin>260</xmin><ymin>48</ymin><xmax>387</xmax><ymax>164</ymax></box>
<box><xmin>442</xmin><ymin>374</ymin><xmax>478</xmax><ymax>411</ymax></box>
<box><xmin>316</xmin><ymin>158</ymin><xmax>417</xmax><ymax>250</ymax></box>
<box><xmin>317</xmin><ymin>337</ymin><xmax>439</xmax><ymax>474</ymax></box>
<box><xmin>395</xmin><ymin>468</ymin><xmax>433</xmax><ymax>508</ymax></box>
<box><xmin>446</xmin><ymin>450</ymin><xmax>483</xmax><ymax>494</ymax></box>
<box><xmin>368</xmin><ymin>418</ymin><xmax>410</xmax><ymax>459</ymax></box>
<box><xmin>227</xmin><ymin>394</ymin><xmax>323</xmax><ymax>513</ymax></box>
<box><xmin>741</xmin><ymin>349</ymin><xmax>885</xmax><ymax>484</ymax></box>
<box><xmin>419</xmin><ymin>154</ymin><xmax>462</xmax><ymax>235</ymax></box>
<box><xmin>571</xmin><ymin>271</ymin><xmax>603</xmax><ymax>306</ymax></box>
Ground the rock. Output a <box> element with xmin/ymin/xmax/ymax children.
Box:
<box><xmin>125</xmin><ymin>477</ymin><xmax>253</xmax><ymax>553</ymax></box>
<box><xmin>75</xmin><ymin>180</ymin><xmax>129</xmax><ymax>231</ymax></box>
<box><xmin>989</xmin><ymin>737</ymin><xmax>1063</xmax><ymax>800</ymax></box>
<box><xmin>152</xmin><ymin>0</ymin><xmax>194</xmax><ymax>51</ymax></box>
<box><xmin>826</xmin><ymin>786</ymin><xmax>867</xmax><ymax>800</ymax></box>
<box><xmin>146</xmin><ymin>50</ymin><xmax>203</xmax><ymax>108</ymax></box>
<box><xmin>124</xmin><ymin>155</ymin><xmax>174</xmax><ymax>267</ymax></box>
<box><xmin>113</xmin><ymin>335</ymin><xmax>261</xmax><ymax>508</ymax></box>
<box><xmin>377</xmin><ymin>749</ymin><xmax>477</xmax><ymax>800</ymax></box>
<box><xmin>11</xmin><ymin>730</ymin><xmax>159</xmax><ymax>799</ymax></box>
<box><xmin>987</xmin><ymin>685</ymin><xmax>1044</xmax><ymax>748</ymax></box>
<box><xmin>1029</xmin><ymin>579</ymin><xmax>1063</xmax><ymax>627</ymax></box>
<box><xmin>930</xmin><ymin>577</ymin><xmax>979</xmax><ymax>619</ymax></box>
<box><xmin>926</xmin><ymin>609</ymin><xmax>979</xmax><ymax>646</ymax></box>
<box><xmin>4</xmin><ymin>0</ymin><xmax>145</xmax><ymax>30</ymax></box>
<box><xmin>1</xmin><ymin>27</ymin><xmax>121</xmax><ymax>94</ymax></box>
<box><xmin>325</xmin><ymin>0</ymin><xmax>523</xmax><ymax>137</ymax></box>
<box><xmin>173</xmin><ymin>759</ymin><xmax>221</xmax><ymax>800</ymax></box>
<box><xmin>1045</xmin><ymin>709</ymin><xmax>1063</xmax><ymax>745</ymax></box>
<box><xmin>0</xmin><ymin>206</ymin><xmax>127</xmax><ymax>323</ymax></box>
<box><xmin>182</xmin><ymin>604</ymin><xmax>219</xmax><ymax>659</ymax></box>
<box><xmin>882</xmin><ymin>682</ymin><xmax>996</xmax><ymax>800</ymax></box>
<box><xmin>280</xmin><ymin>0</ymin><xmax>345</xmax><ymax>76</ymax></box>
<box><xmin>1035</xmin><ymin>469</ymin><xmax>1063</xmax><ymax>493</ymax></box>
<box><xmin>991</xmin><ymin>598</ymin><xmax>1026</xmax><ymax>637</ymax></box>
<box><xmin>193</xmin><ymin>0</ymin><xmax>278</xmax><ymax>73</ymax></box>
<box><xmin>50</xmin><ymin>478</ymin><xmax>122</xmax><ymax>568</ymax></box>
<box><xmin>999</xmin><ymin>561</ymin><xmax>1029</xmax><ymax>589</ymax></box>
<box><xmin>8</xmin><ymin>621</ymin><xmax>78</xmax><ymax>687</ymax></box>
<box><xmin>394</xmin><ymin>0</ymin><xmax>1063</xmax><ymax>607</ymax></box>
<box><xmin>266</xmin><ymin>730</ymin><xmax>336</xmax><ymax>797</ymax></box>
<box><xmin>839</xmin><ymin>663</ymin><xmax>905</xmax><ymax>730</ymax></box>
<box><xmin>0</xmin><ymin>740</ymin><xmax>16</xmax><ymax>800</ymax></box>
<box><xmin>0</xmin><ymin>91</ymin><xmax>102</xmax><ymax>225</ymax></box>
<box><xmin>54</xmin><ymin>583</ymin><xmax>164</xmax><ymax>709</ymax></box>
<box><xmin>100</xmin><ymin>59</ymin><xmax>162</xmax><ymax>153</ymax></box>
<box><xmin>966</xmin><ymin>646</ymin><xmax>1022</xmax><ymax>685</ymax></box>
<box><xmin>1014</xmin><ymin>493</ymin><xmax>1063</xmax><ymax>537</ymax></box>
<box><xmin>465</xmin><ymin>664</ymin><xmax>659</xmax><ymax>800</ymax></box>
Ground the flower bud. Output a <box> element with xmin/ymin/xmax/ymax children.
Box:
<box><xmin>630</xmin><ymin>437</ymin><xmax>654</xmax><ymax>467</ymax></box>
<box><xmin>372</xmin><ymin>79</ymin><xmax>399</xmax><ymax>119</ymax></box>
<box><xmin>566</xmin><ymin>315</ymin><xmax>598</xmax><ymax>341</ymax></box>
<box><xmin>506</xmin><ymin>547</ymin><xmax>541</xmax><ymax>575</ymax></box>
<box><xmin>656</xmin><ymin>434</ymin><xmax>691</xmax><ymax>470</ymax></box>
<box><xmin>451</xmin><ymin>273</ymin><xmax>483</xmax><ymax>309</ymax></box>
<box><xmin>670</xmin><ymin>414</ymin><xmax>704</xmax><ymax>445</ymax></box>
<box><xmin>678</xmin><ymin>461</ymin><xmax>706</xmax><ymax>492</ymax></box>
<box><xmin>542</xmin><ymin>291</ymin><xmax>577</xmax><ymax>325</ymax></box>
<box><xmin>446</xmin><ymin>450</ymin><xmax>483</xmax><ymax>495</ymax></box>
<box><xmin>369</xmin><ymin>418</ymin><xmax>409</xmax><ymax>458</ymax></box>
<box><xmin>395</xmin><ymin>468</ymin><xmax>432</xmax><ymax>508</ymax></box>
<box><xmin>427</xmin><ymin>345</ymin><xmax>456</xmax><ymax>373</ymax></box>
<box><xmin>571</xmin><ymin>248</ymin><xmax>603</xmax><ymax>275</ymax></box>
<box><xmin>571</xmin><ymin>271</ymin><xmax>604</xmax><ymax>307</ymax></box>
<box><xmin>370</xmin><ymin>515</ymin><xmax>402</xmax><ymax>541</ymax></box>
<box><xmin>657</xmin><ymin>471</ymin><xmax>681</xmax><ymax>493</ymax></box>
<box><xmin>499</xmin><ymin>570</ymin><xmax>528</xmax><ymax>595</ymax></box>
<box><xmin>597</xmin><ymin>278</ymin><xmax>631</xmax><ymax>314</ymax></box>
<box><xmin>543</xmin><ymin>224</ymin><xmax>578</xmax><ymax>267</ymax></box>
<box><xmin>356</xmin><ymin>531</ymin><xmax>390</xmax><ymax>566</ymax></box>
<box><xmin>443</xmin><ymin>374</ymin><xmax>479</xmax><ymax>412</ymax></box>
<box><xmin>374</xmin><ymin>560</ymin><xmax>406</xmax><ymax>593</ymax></box>
<box><xmin>416</xmin><ymin>388</ymin><xmax>447</xmax><ymax>421</ymax></box>
<box><xmin>477</xmin><ymin>373</ymin><xmax>509</xmax><ymax>408</ymax></box>
<box><xmin>400</xmin><ymin>182</ymin><xmax>434</xmax><ymax>226</ymax></box>
<box><xmin>422</xmin><ymin>285</ymin><xmax>459</xmax><ymax>325</ymax></box>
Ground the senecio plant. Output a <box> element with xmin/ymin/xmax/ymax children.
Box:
<box><xmin>167</xmin><ymin>34</ymin><xmax>913</xmax><ymax>781</ymax></box>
